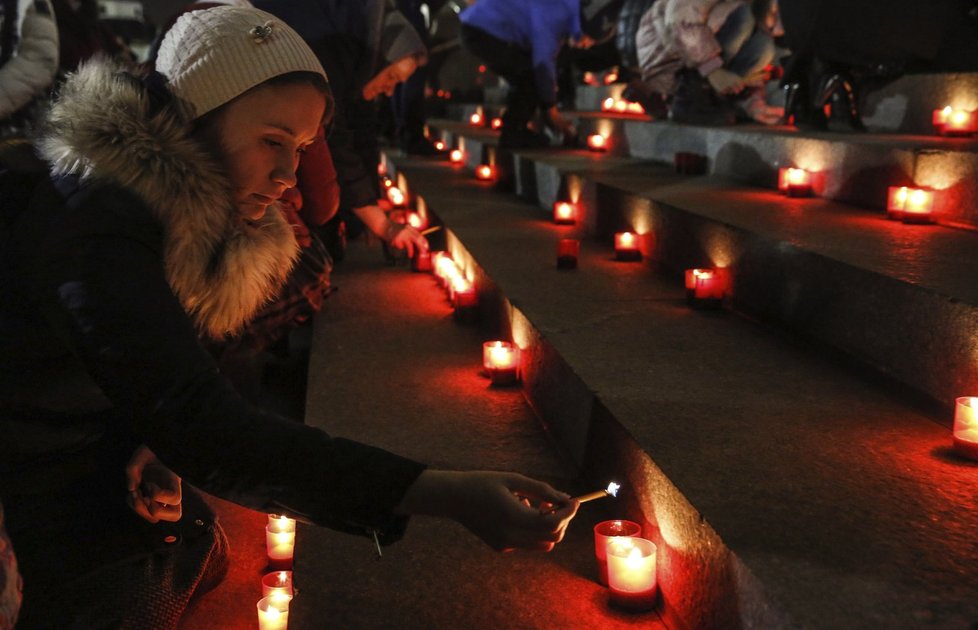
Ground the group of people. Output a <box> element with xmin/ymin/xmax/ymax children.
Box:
<box><xmin>457</xmin><ymin>0</ymin><xmax>978</xmax><ymax>143</ymax></box>
<box><xmin>0</xmin><ymin>3</ymin><xmax>579</xmax><ymax>628</ymax></box>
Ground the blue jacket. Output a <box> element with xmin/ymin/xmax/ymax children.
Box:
<box><xmin>461</xmin><ymin>0</ymin><xmax>581</xmax><ymax>106</ymax></box>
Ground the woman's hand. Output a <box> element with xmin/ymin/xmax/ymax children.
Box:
<box><xmin>396</xmin><ymin>470</ymin><xmax>579</xmax><ymax>552</ymax></box>
<box><xmin>125</xmin><ymin>445</ymin><xmax>183</xmax><ymax>524</ymax></box>
<box><xmin>385</xmin><ymin>222</ymin><xmax>429</xmax><ymax>258</ymax></box>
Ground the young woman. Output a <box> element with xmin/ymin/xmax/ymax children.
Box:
<box><xmin>0</xmin><ymin>7</ymin><xmax>578</xmax><ymax>627</ymax></box>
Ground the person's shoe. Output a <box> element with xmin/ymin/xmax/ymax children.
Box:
<box><xmin>621</xmin><ymin>82</ymin><xmax>668</xmax><ymax>119</ymax></box>
<box><xmin>498</xmin><ymin>127</ymin><xmax>551</xmax><ymax>149</ymax></box>
<box><xmin>814</xmin><ymin>66</ymin><xmax>866</xmax><ymax>132</ymax></box>
<box><xmin>669</xmin><ymin>70</ymin><xmax>737</xmax><ymax>125</ymax></box>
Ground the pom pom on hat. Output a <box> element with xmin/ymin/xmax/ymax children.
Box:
<box><xmin>156</xmin><ymin>5</ymin><xmax>327</xmax><ymax>119</ymax></box>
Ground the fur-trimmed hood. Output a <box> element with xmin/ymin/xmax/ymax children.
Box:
<box><xmin>36</xmin><ymin>59</ymin><xmax>299</xmax><ymax>339</ymax></box>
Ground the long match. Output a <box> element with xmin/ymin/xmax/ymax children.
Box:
<box><xmin>421</xmin><ymin>226</ymin><xmax>442</xmax><ymax>235</ymax></box>
<box><xmin>572</xmin><ymin>481</ymin><xmax>621</xmax><ymax>504</ymax></box>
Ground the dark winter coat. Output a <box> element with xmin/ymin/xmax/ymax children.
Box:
<box><xmin>0</xmin><ymin>59</ymin><xmax>426</xmax><ymax>542</ymax></box>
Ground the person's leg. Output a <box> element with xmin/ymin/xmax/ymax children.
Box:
<box><xmin>460</xmin><ymin>24</ymin><xmax>540</xmax><ymax>142</ymax></box>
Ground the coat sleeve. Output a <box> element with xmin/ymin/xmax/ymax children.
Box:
<box><xmin>36</xmin><ymin>184</ymin><xmax>426</xmax><ymax>544</ymax></box>
<box><xmin>0</xmin><ymin>0</ymin><xmax>59</xmax><ymax>120</ymax></box>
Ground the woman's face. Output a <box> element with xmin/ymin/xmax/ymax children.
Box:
<box><xmin>210</xmin><ymin>81</ymin><xmax>326</xmax><ymax>222</ymax></box>
<box><xmin>362</xmin><ymin>56</ymin><xmax>418</xmax><ymax>101</ymax></box>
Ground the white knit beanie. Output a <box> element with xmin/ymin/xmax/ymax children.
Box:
<box><xmin>155</xmin><ymin>5</ymin><xmax>327</xmax><ymax>119</ymax></box>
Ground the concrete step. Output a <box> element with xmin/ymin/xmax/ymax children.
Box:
<box><xmin>421</xmin><ymin>119</ymin><xmax>978</xmax><ymax>410</ymax></box>
<box><xmin>382</xmin><ymin>150</ymin><xmax>978</xmax><ymax>629</ymax></box>
<box><xmin>437</xmin><ymin>107</ymin><xmax>978</xmax><ymax>230</ymax></box>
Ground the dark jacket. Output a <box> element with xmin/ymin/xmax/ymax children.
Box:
<box><xmin>0</xmin><ymin>60</ymin><xmax>426</xmax><ymax>543</ymax></box>
<box><xmin>460</xmin><ymin>0</ymin><xmax>582</xmax><ymax>106</ymax></box>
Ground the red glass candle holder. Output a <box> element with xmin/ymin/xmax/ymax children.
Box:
<box><xmin>433</xmin><ymin>140</ymin><xmax>446</xmax><ymax>152</ymax></box>
<box><xmin>953</xmin><ymin>396</ymin><xmax>978</xmax><ymax>460</ymax></box>
<box><xmin>490</xmin><ymin>117</ymin><xmax>503</xmax><ymax>130</ymax></box>
<box><xmin>685</xmin><ymin>268</ymin><xmax>726</xmax><ymax>308</ymax></box>
<box><xmin>449</xmin><ymin>149</ymin><xmax>464</xmax><ymax>164</ymax></box>
<box><xmin>587</xmin><ymin>134</ymin><xmax>608</xmax><ymax>152</ymax></box>
<box><xmin>778</xmin><ymin>167</ymin><xmax>813</xmax><ymax>197</ymax></box>
<box><xmin>475</xmin><ymin>164</ymin><xmax>495</xmax><ymax>181</ymax></box>
<box><xmin>933</xmin><ymin>107</ymin><xmax>977</xmax><ymax>136</ymax></box>
<box><xmin>453</xmin><ymin>279</ymin><xmax>478</xmax><ymax>321</ymax></box>
<box><xmin>606</xmin><ymin>537</ymin><xmax>657</xmax><ymax>612</ymax></box>
<box><xmin>552</xmin><ymin>201</ymin><xmax>577</xmax><ymax>225</ymax></box>
<box><xmin>674</xmin><ymin>152</ymin><xmax>707</xmax><ymax>175</ymax></box>
<box><xmin>482</xmin><ymin>341</ymin><xmax>519</xmax><ymax>386</ymax></box>
<box><xmin>469</xmin><ymin>112</ymin><xmax>483</xmax><ymax>126</ymax></box>
<box><xmin>614</xmin><ymin>232</ymin><xmax>641</xmax><ymax>261</ymax></box>
<box><xmin>601</xmin><ymin>97</ymin><xmax>615</xmax><ymax>112</ymax></box>
<box><xmin>594</xmin><ymin>520</ymin><xmax>642</xmax><ymax>586</ymax></box>
<box><xmin>411</xmin><ymin>248</ymin><xmax>432</xmax><ymax>272</ymax></box>
<box><xmin>886</xmin><ymin>186</ymin><xmax>935</xmax><ymax>224</ymax></box>
<box><xmin>557</xmin><ymin>239</ymin><xmax>580</xmax><ymax>270</ymax></box>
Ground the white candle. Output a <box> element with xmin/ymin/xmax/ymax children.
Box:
<box><xmin>266</xmin><ymin>525</ymin><xmax>296</xmax><ymax>563</ymax></box>
<box><xmin>257</xmin><ymin>594</ymin><xmax>291</xmax><ymax>630</ymax></box>
<box><xmin>262</xmin><ymin>570</ymin><xmax>294</xmax><ymax>598</ymax></box>
<box><xmin>953</xmin><ymin>396</ymin><xmax>978</xmax><ymax>460</ymax></box>
<box><xmin>606</xmin><ymin>537</ymin><xmax>657</xmax><ymax>611</ymax></box>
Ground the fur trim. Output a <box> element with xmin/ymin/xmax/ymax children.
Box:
<box><xmin>37</xmin><ymin>59</ymin><xmax>299</xmax><ymax>339</ymax></box>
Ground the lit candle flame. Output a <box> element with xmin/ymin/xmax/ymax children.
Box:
<box><xmin>607</xmin><ymin>482</ymin><xmax>620</xmax><ymax>497</ymax></box>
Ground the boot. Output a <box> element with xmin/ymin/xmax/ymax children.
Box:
<box><xmin>814</xmin><ymin>68</ymin><xmax>866</xmax><ymax>132</ymax></box>
<box><xmin>780</xmin><ymin>81</ymin><xmax>826</xmax><ymax>130</ymax></box>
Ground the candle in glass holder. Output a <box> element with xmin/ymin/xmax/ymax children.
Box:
<box><xmin>491</xmin><ymin>117</ymin><xmax>503</xmax><ymax>130</ymax></box>
<box><xmin>602</xmin><ymin>97</ymin><xmax>615</xmax><ymax>112</ymax></box>
<box><xmin>482</xmin><ymin>341</ymin><xmax>519</xmax><ymax>385</ymax></box>
<box><xmin>412</xmin><ymin>248</ymin><xmax>432</xmax><ymax>272</ymax></box>
<box><xmin>386</xmin><ymin>186</ymin><xmax>406</xmax><ymax>207</ymax></box>
<box><xmin>606</xmin><ymin>537</ymin><xmax>657</xmax><ymax>611</ymax></box>
<box><xmin>557</xmin><ymin>239</ymin><xmax>580</xmax><ymax>269</ymax></box>
<box><xmin>553</xmin><ymin>201</ymin><xmax>577</xmax><ymax>225</ymax></box>
<box><xmin>469</xmin><ymin>112</ymin><xmax>483</xmax><ymax>126</ymax></box>
<box><xmin>587</xmin><ymin>134</ymin><xmax>608</xmax><ymax>152</ymax></box>
<box><xmin>453</xmin><ymin>279</ymin><xmax>478</xmax><ymax>321</ymax></box>
<box><xmin>614</xmin><ymin>232</ymin><xmax>641</xmax><ymax>261</ymax></box>
<box><xmin>593</xmin><ymin>520</ymin><xmax>642</xmax><ymax>585</ymax></box>
<box><xmin>261</xmin><ymin>571</ymin><xmax>294</xmax><ymax>598</ymax></box>
<box><xmin>266</xmin><ymin>517</ymin><xmax>296</xmax><ymax>568</ymax></box>
<box><xmin>933</xmin><ymin>106</ymin><xmax>977</xmax><ymax>136</ymax></box>
<box><xmin>778</xmin><ymin>167</ymin><xmax>813</xmax><ymax>197</ymax></box>
<box><xmin>257</xmin><ymin>594</ymin><xmax>291</xmax><ymax>630</ymax></box>
<box><xmin>886</xmin><ymin>186</ymin><xmax>935</xmax><ymax>223</ymax></box>
<box><xmin>953</xmin><ymin>396</ymin><xmax>978</xmax><ymax>460</ymax></box>
<box><xmin>449</xmin><ymin>149</ymin><xmax>464</xmax><ymax>164</ymax></box>
<box><xmin>685</xmin><ymin>268</ymin><xmax>726</xmax><ymax>308</ymax></box>
<box><xmin>475</xmin><ymin>164</ymin><xmax>495</xmax><ymax>181</ymax></box>
<box><xmin>433</xmin><ymin>139</ymin><xmax>446</xmax><ymax>152</ymax></box>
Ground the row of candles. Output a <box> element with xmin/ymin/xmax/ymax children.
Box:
<box><xmin>259</xmin><ymin>514</ymin><xmax>299</xmax><ymax>629</ymax></box>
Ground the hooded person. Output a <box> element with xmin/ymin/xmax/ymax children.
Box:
<box><xmin>0</xmin><ymin>5</ymin><xmax>577</xmax><ymax>627</ymax></box>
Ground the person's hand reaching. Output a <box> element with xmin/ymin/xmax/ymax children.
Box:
<box><xmin>707</xmin><ymin>68</ymin><xmax>745</xmax><ymax>95</ymax></box>
<box><xmin>125</xmin><ymin>445</ymin><xmax>182</xmax><ymax>524</ymax></box>
<box><xmin>396</xmin><ymin>470</ymin><xmax>579</xmax><ymax>552</ymax></box>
